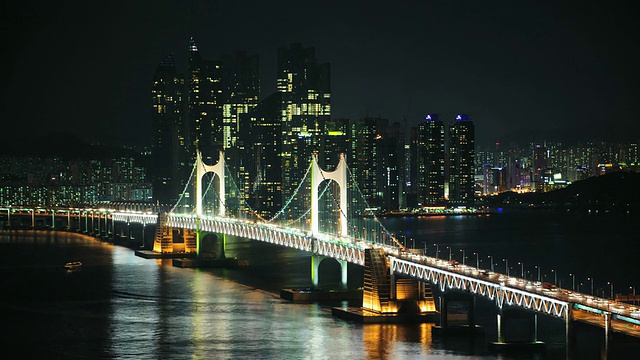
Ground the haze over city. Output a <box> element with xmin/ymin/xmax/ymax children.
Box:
<box><xmin>2</xmin><ymin>1</ymin><xmax>639</xmax><ymax>147</ymax></box>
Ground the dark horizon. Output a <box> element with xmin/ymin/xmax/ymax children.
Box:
<box><xmin>2</xmin><ymin>1</ymin><xmax>639</xmax><ymax>148</ymax></box>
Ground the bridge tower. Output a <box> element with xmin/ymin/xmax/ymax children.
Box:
<box><xmin>196</xmin><ymin>149</ymin><xmax>225</xmax><ymax>218</ymax></box>
<box><xmin>195</xmin><ymin>149</ymin><xmax>226</xmax><ymax>257</ymax></box>
<box><xmin>310</xmin><ymin>153</ymin><xmax>349</xmax><ymax>289</ymax></box>
<box><xmin>151</xmin><ymin>150</ymin><xmax>225</xmax><ymax>255</ymax></box>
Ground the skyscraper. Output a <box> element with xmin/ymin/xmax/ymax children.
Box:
<box><xmin>350</xmin><ymin>117</ymin><xmax>388</xmax><ymax>210</ymax></box>
<box><xmin>277</xmin><ymin>43</ymin><xmax>331</xmax><ymax>214</ymax></box>
<box><xmin>242</xmin><ymin>92</ymin><xmax>282</xmax><ymax>218</ymax></box>
<box><xmin>187</xmin><ymin>37</ymin><xmax>223</xmax><ymax>163</ymax></box>
<box><xmin>448</xmin><ymin>114</ymin><xmax>475</xmax><ymax>206</ymax></box>
<box><xmin>151</xmin><ymin>54</ymin><xmax>186</xmax><ymax>204</ymax></box>
<box><xmin>222</xmin><ymin>51</ymin><xmax>260</xmax><ymax>150</ymax></box>
<box><xmin>221</xmin><ymin>51</ymin><xmax>260</xmax><ymax>210</ymax></box>
<box><xmin>418</xmin><ymin>114</ymin><xmax>445</xmax><ymax>206</ymax></box>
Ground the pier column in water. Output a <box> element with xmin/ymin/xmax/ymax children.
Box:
<box><xmin>497</xmin><ymin>311</ymin><xmax>505</xmax><ymax>344</ymax></box>
<box><xmin>311</xmin><ymin>255</ymin><xmax>348</xmax><ymax>289</ymax></box>
<box><xmin>439</xmin><ymin>296</ymin><xmax>449</xmax><ymax>328</ymax></box>
<box><xmin>566</xmin><ymin>306</ymin><xmax>575</xmax><ymax>360</ymax></box>
<box><xmin>604</xmin><ymin>311</ymin><xmax>612</xmax><ymax>360</ymax></box>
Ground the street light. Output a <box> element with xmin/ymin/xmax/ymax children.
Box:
<box><xmin>588</xmin><ymin>277</ymin><xmax>594</xmax><ymax>295</ymax></box>
<box><xmin>474</xmin><ymin>252</ymin><xmax>480</xmax><ymax>269</ymax></box>
<box><xmin>518</xmin><ymin>262</ymin><xmax>524</xmax><ymax>279</ymax></box>
<box><xmin>608</xmin><ymin>281</ymin><xmax>614</xmax><ymax>300</ymax></box>
<box><xmin>488</xmin><ymin>255</ymin><xmax>494</xmax><ymax>272</ymax></box>
<box><xmin>503</xmin><ymin>258</ymin><xmax>509</xmax><ymax>276</ymax></box>
<box><xmin>447</xmin><ymin>246</ymin><xmax>452</xmax><ymax>262</ymax></box>
<box><xmin>535</xmin><ymin>265</ymin><xmax>541</xmax><ymax>282</ymax></box>
<box><xmin>460</xmin><ymin>249</ymin><xmax>466</xmax><ymax>265</ymax></box>
<box><xmin>434</xmin><ymin>244</ymin><xmax>440</xmax><ymax>259</ymax></box>
<box><xmin>569</xmin><ymin>273</ymin><xmax>575</xmax><ymax>291</ymax></box>
<box><xmin>551</xmin><ymin>269</ymin><xmax>558</xmax><ymax>285</ymax></box>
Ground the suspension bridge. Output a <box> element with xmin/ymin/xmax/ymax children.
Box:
<box><xmin>2</xmin><ymin>150</ymin><xmax>639</xmax><ymax>358</ymax></box>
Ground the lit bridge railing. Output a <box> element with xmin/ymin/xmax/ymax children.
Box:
<box><xmin>166</xmin><ymin>213</ymin><xmax>367</xmax><ymax>265</ymax></box>
<box><xmin>109</xmin><ymin>210</ymin><xmax>640</xmax><ymax>327</ymax></box>
<box><xmin>112</xmin><ymin>212</ymin><xmax>158</xmax><ymax>225</ymax></box>
<box><xmin>390</xmin><ymin>255</ymin><xmax>569</xmax><ymax>319</ymax></box>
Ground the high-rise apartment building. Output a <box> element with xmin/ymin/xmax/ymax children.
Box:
<box><xmin>277</xmin><ymin>43</ymin><xmax>331</xmax><ymax>214</ymax></box>
<box><xmin>350</xmin><ymin>117</ymin><xmax>388</xmax><ymax>209</ymax></box>
<box><xmin>187</xmin><ymin>37</ymin><xmax>223</xmax><ymax>163</ymax></box>
<box><xmin>222</xmin><ymin>51</ymin><xmax>260</xmax><ymax>150</ymax></box>
<box><xmin>151</xmin><ymin>54</ymin><xmax>186</xmax><ymax>204</ymax></box>
<box><xmin>448</xmin><ymin>114</ymin><xmax>475</xmax><ymax>206</ymax></box>
<box><xmin>242</xmin><ymin>93</ymin><xmax>282</xmax><ymax>218</ymax></box>
<box><xmin>417</xmin><ymin>114</ymin><xmax>445</xmax><ymax>206</ymax></box>
<box><xmin>321</xmin><ymin>118</ymin><xmax>350</xmax><ymax>170</ymax></box>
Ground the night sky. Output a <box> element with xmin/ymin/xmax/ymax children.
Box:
<box><xmin>2</xmin><ymin>0</ymin><xmax>639</xmax><ymax>148</ymax></box>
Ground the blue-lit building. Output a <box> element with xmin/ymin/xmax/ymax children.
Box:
<box><xmin>417</xmin><ymin>114</ymin><xmax>445</xmax><ymax>206</ymax></box>
<box><xmin>448</xmin><ymin>114</ymin><xmax>475</xmax><ymax>206</ymax></box>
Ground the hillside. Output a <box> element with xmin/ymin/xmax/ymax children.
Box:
<box><xmin>483</xmin><ymin>172</ymin><xmax>640</xmax><ymax>213</ymax></box>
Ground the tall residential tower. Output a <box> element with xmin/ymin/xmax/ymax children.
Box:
<box><xmin>277</xmin><ymin>43</ymin><xmax>331</xmax><ymax>215</ymax></box>
<box><xmin>151</xmin><ymin>54</ymin><xmax>186</xmax><ymax>204</ymax></box>
<box><xmin>417</xmin><ymin>114</ymin><xmax>445</xmax><ymax>206</ymax></box>
<box><xmin>448</xmin><ymin>114</ymin><xmax>475</xmax><ymax>206</ymax></box>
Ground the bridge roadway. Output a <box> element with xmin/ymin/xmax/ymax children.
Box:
<box><xmin>5</xmin><ymin>208</ymin><xmax>640</xmax><ymax>338</ymax></box>
<box><xmin>123</xmin><ymin>211</ymin><xmax>640</xmax><ymax>337</ymax></box>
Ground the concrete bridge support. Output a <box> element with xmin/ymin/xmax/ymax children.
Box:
<box><xmin>152</xmin><ymin>226</ymin><xmax>195</xmax><ymax>254</ymax></box>
<box><xmin>433</xmin><ymin>293</ymin><xmax>478</xmax><ymax>333</ymax></box>
<box><xmin>311</xmin><ymin>255</ymin><xmax>348</xmax><ymax>289</ymax></box>
<box><xmin>362</xmin><ymin>248</ymin><xmax>436</xmax><ymax>316</ymax></box>
<box><xmin>489</xmin><ymin>308</ymin><xmax>544</xmax><ymax>351</ymax></box>
<box><xmin>603</xmin><ymin>311</ymin><xmax>612</xmax><ymax>360</ymax></box>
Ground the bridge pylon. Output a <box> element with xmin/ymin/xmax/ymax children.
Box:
<box><xmin>310</xmin><ymin>152</ymin><xmax>348</xmax><ymax>238</ymax></box>
<box><xmin>196</xmin><ymin>149</ymin><xmax>225</xmax><ymax>217</ymax></box>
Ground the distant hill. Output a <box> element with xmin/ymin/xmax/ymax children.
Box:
<box><xmin>484</xmin><ymin>172</ymin><xmax>640</xmax><ymax>213</ymax></box>
<box><xmin>0</xmin><ymin>132</ymin><xmax>141</xmax><ymax>160</ymax></box>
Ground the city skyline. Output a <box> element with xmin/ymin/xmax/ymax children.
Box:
<box><xmin>2</xmin><ymin>1</ymin><xmax>639</xmax><ymax>148</ymax></box>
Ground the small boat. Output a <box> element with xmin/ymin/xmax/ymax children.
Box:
<box><xmin>64</xmin><ymin>261</ymin><xmax>83</xmax><ymax>271</ymax></box>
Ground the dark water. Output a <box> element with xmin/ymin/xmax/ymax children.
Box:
<box><xmin>1</xmin><ymin>212</ymin><xmax>639</xmax><ymax>359</ymax></box>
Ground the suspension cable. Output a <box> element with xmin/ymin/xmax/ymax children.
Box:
<box><xmin>170</xmin><ymin>161</ymin><xmax>197</xmax><ymax>214</ymax></box>
<box><xmin>267</xmin><ymin>162</ymin><xmax>312</xmax><ymax>223</ymax></box>
<box><xmin>345</xmin><ymin>164</ymin><xmax>405</xmax><ymax>249</ymax></box>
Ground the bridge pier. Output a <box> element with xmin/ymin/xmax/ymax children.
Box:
<box><xmin>566</xmin><ymin>306</ymin><xmax>575</xmax><ymax>360</ymax></box>
<box><xmin>604</xmin><ymin>311</ymin><xmax>612</xmax><ymax>360</ymax></box>
<box><xmin>333</xmin><ymin>248</ymin><xmax>437</xmax><ymax>323</ymax></box>
<box><xmin>311</xmin><ymin>255</ymin><xmax>348</xmax><ymax>290</ymax></box>
<box><xmin>489</xmin><ymin>308</ymin><xmax>545</xmax><ymax>352</ymax></box>
<box><xmin>432</xmin><ymin>293</ymin><xmax>482</xmax><ymax>335</ymax></box>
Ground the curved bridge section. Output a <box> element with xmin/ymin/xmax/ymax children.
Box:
<box><xmin>165</xmin><ymin>214</ymin><xmax>366</xmax><ymax>265</ymax></box>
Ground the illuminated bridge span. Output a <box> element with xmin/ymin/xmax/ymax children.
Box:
<box><xmin>3</xmin><ymin>149</ymin><xmax>639</xmax><ymax>357</ymax></box>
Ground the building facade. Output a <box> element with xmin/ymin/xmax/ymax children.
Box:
<box><xmin>448</xmin><ymin>114</ymin><xmax>475</xmax><ymax>206</ymax></box>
